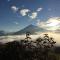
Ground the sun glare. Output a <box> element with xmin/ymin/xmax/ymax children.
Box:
<box><xmin>47</xmin><ymin>22</ymin><xmax>58</xmax><ymax>26</ymax></box>
<box><xmin>46</xmin><ymin>18</ymin><xmax>60</xmax><ymax>30</ymax></box>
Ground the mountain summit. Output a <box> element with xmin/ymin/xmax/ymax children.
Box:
<box><xmin>13</xmin><ymin>24</ymin><xmax>46</xmax><ymax>35</ymax></box>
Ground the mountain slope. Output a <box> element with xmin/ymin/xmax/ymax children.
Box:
<box><xmin>13</xmin><ymin>24</ymin><xmax>46</xmax><ymax>35</ymax></box>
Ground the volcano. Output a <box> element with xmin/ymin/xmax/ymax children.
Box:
<box><xmin>13</xmin><ymin>24</ymin><xmax>46</xmax><ymax>35</ymax></box>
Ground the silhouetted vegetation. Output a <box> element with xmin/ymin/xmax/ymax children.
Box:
<box><xmin>0</xmin><ymin>34</ymin><xmax>59</xmax><ymax>60</ymax></box>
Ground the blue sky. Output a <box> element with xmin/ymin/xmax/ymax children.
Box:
<box><xmin>0</xmin><ymin>0</ymin><xmax>60</xmax><ymax>32</ymax></box>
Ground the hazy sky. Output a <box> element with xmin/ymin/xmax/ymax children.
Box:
<box><xmin>0</xmin><ymin>0</ymin><xmax>60</xmax><ymax>33</ymax></box>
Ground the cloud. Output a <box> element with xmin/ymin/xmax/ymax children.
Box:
<box><xmin>11</xmin><ymin>6</ymin><xmax>43</xmax><ymax>20</ymax></box>
<box><xmin>37</xmin><ymin>8</ymin><xmax>43</xmax><ymax>12</ymax></box>
<box><xmin>55</xmin><ymin>29</ymin><xmax>60</xmax><ymax>33</ymax></box>
<box><xmin>37</xmin><ymin>17</ymin><xmax>60</xmax><ymax>31</ymax></box>
<box><xmin>28</xmin><ymin>12</ymin><xmax>37</xmax><ymax>19</ymax></box>
<box><xmin>11</xmin><ymin>6</ymin><xmax>18</xmax><ymax>12</ymax></box>
<box><xmin>28</xmin><ymin>7</ymin><xmax>43</xmax><ymax>19</ymax></box>
<box><xmin>20</xmin><ymin>9</ymin><xmax>30</xmax><ymax>16</ymax></box>
<box><xmin>0</xmin><ymin>33</ymin><xmax>59</xmax><ymax>46</ymax></box>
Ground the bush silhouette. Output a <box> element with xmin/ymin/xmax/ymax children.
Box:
<box><xmin>0</xmin><ymin>34</ymin><xmax>57</xmax><ymax>60</ymax></box>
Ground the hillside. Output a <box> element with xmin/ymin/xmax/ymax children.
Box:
<box><xmin>13</xmin><ymin>24</ymin><xmax>46</xmax><ymax>35</ymax></box>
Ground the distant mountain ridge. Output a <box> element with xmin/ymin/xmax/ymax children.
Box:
<box><xmin>0</xmin><ymin>31</ymin><xmax>5</xmax><ymax>36</ymax></box>
<box><xmin>13</xmin><ymin>24</ymin><xmax>46</xmax><ymax>35</ymax></box>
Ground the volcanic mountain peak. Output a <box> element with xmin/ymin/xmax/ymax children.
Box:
<box><xmin>13</xmin><ymin>24</ymin><xmax>46</xmax><ymax>35</ymax></box>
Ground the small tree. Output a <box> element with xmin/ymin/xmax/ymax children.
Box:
<box><xmin>25</xmin><ymin>32</ymin><xmax>31</xmax><ymax>41</ymax></box>
<box><xmin>34</xmin><ymin>34</ymin><xmax>56</xmax><ymax>60</ymax></box>
<box><xmin>23</xmin><ymin>33</ymin><xmax>56</xmax><ymax>60</ymax></box>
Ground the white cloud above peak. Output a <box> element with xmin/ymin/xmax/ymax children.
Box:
<box><xmin>11</xmin><ymin>6</ymin><xmax>43</xmax><ymax>20</ymax></box>
<box><xmin>37</xmin><ymin>8</ymin><xmax>43</xmax><ymax>12</ymax></box>
<box><xmin>11</xmin><ymin>6</ymin><xmax>18</xmax><ymax>12</ymax></box>
<box><xmin>28</xmin><ymin>12</ymin><xmax>37</xmax><ymax>19</ymax></box>
<box><xmin>20</xmin><ymin>9</ymin><xmax>30</xmax><ymax>16</ymax></box>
